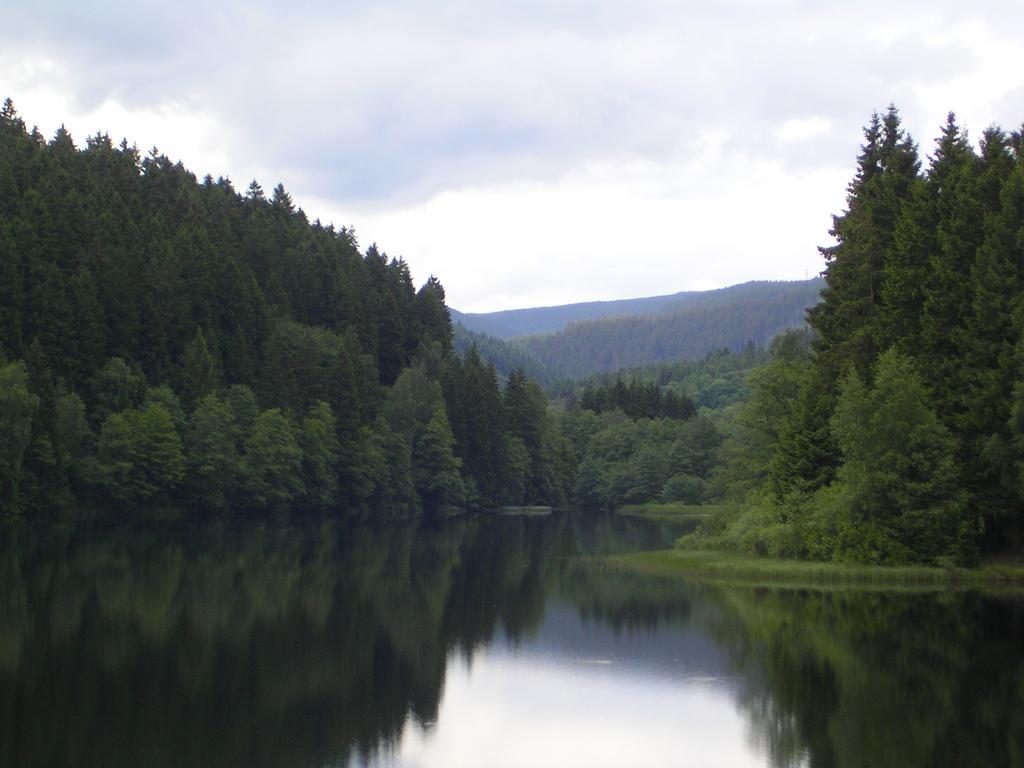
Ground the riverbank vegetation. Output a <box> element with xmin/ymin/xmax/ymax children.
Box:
<box><xmin>600</xmin><ymin>549</ymin><xmax>1024</xmax><ymax>589</ymax></box>
<box><xmin>688</xmin><ymin>107</ymin><xmax>1024</xmax><ymax>565</ymax></box>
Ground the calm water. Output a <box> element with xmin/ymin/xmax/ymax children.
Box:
<box><xmin>1</xmin><ymin>513</ymin><xmax>1022</xmax><ymax>767</ymax></box>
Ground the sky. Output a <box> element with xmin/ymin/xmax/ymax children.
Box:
<box><xmin>2</xmin><ymin>1</ymin><xmax>1023</xmax><ymax>312</ymax></box>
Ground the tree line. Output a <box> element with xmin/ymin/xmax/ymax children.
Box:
<box><xmin>0</xmin><ymin>99</ymin><xmax>573</xmax><ymax>518</ymax></box>
<box><xmin>699</xmin><ymin>107</ymin><xmax>1024</xmax><ymax>563</ymax></box>
<box><xmin>558</xmin><ymin>344</ymin><xmax>770</xmax><ymax>411</ymax></box>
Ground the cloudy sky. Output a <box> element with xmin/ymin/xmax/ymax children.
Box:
<box><xmin>2</xmin><ymin>1</ymin><xmax>1023</xmax><ymax>311</ymax></box>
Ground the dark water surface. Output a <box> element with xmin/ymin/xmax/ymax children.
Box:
<box><xmin>1</xmin><ymin>513</ymin><xmax>1022</xmax><ymax>767</ymax></box>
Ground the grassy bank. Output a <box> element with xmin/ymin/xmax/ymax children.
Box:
<box><xmin>595</xmin><ymin>548</ymin><xmax>1024</xmax><ymax>590</ymax></box>
<box><xmin>497</xmin><ymin>506</ymin><xmax>553</xmax><ymax>516</ymax></box>
<box><xmin>615</xmin><ymin>503</ymin><xmax>730</xmax><ymax>523</ymax></box>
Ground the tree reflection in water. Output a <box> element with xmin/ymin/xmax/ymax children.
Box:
<box><xmin>0</xmin><ymin>515</ymin><xmax>1021</xmax><ymax>767</ymax></box>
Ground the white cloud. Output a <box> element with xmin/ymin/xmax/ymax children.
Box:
<box><xmin>775</xmin><ymin>117</ymin><xmax>832</xmax><ymax>144</ymax></box>
<box><xmin>2</xmin><ymin>0</ymin><xmax>1022</xmax><ymax>310</ymax></box>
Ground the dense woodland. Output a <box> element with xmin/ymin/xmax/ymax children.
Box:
<box><xmin>561</xmin><ymin>344</ymin><xmax>770</xmax><ymax>411</ymax></box>
<box><xmin>452</xmin><ymin>279</ymin><xmax>821</xmax><ymax>341</ymax></box>
<box><xmin>0</xmin><ymin>99</ymin><xmax>575</xmax><ymax>518</ymax></box>
<box><xmin>698</xmin><ymin>108</ymin><xmax>1024</xmax><ymax>562</ymax></box>
<box><xmin>3</xmin><ymin>99</ymin><xmax>1023</xmax><ymax>563</ymax></box>
<box><xmin>451</xmin><ymin>321</ymin><xmax>559</xmax><ymax>388</ymax></box>
<box><xmin>513</xmin><ymin>279</ymin><xmax>821</xmax><ymax>379</ymax></box>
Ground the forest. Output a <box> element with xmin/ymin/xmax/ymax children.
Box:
<box><xmin>0</xmin><ymin>99</ymin><xmax>575</xmax><ymax>518</ymax></box>
<box><xmin>693</xmin><ymin>107</ymin><xmax>1024</xmax><ymax>563</ymax></box>
<box><xmin>512</xmin><ymin>279</ymin><xmax>821</xmax><ymax>378</ymax></box>
<box><xmin>2</xmin><ymin>99</ymin><xmax>1023</xmax><ymax>565</ymax></box>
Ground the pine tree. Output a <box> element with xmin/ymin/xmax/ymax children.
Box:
<box><xmin>415</xmin><ymin>276</ymin><xmax>453</xmax><ymax>351</ymax></box>
<box><xmin>181</xmin><ymin>328</ymin><xmax>221</xmax><ymax>406</ymax></box>
<box><xmin>412</xmin><ymin>405</ymin><xmax>464</xmax><ymax>514</ymax></box>
<box><xmin>810</xmin><ymin>106</ymin><xmax>921</xmax><ymax>383</ymax></box>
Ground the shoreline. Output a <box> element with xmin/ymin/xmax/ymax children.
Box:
<box><xmin>589</xmin><ymin>548</ymin><xmax>1024</xmax><ymax>591</ymax></box>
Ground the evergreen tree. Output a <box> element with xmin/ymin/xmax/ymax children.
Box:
<box><xmin>224</xmin><ymin>384</ymin><xmax>259</xmax><ymax>451</ymax></box>
<box><xmin>809</xmin><ymin>106</ymin><xmax>921</xmax><ymax>383</ymax></box>
<box><xmin>412</xmin><ymin>404</ymin><xmax>464</xmax><ymax>514</ymax></box>
<box><xmin>181</xmin><ymin>327</ymin><xmax>221</xmax><ymax>405</ymax></box>
<box><xmin>52</xmin><ymin>391</ymin><xmax>95</xmax><ymax>491</ymax></box>
<box><xmin>416</xmin><ymin>276</ymin><xmax>453</xmax><ymax>351</ymax></box>
<box><xmin>92</xmin><ymin>357</ymin><xmax>146</xmax><ymax>424</ymax></box>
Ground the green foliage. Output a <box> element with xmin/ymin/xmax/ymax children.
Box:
<box><xmin>453</xmin><ymin>280</ymin><xmax>820</xmax><ymax>382</ymax></box>
<box><xmin>91</xmin><ymin>357</ymin><xmax>146</xmax><ymax>424</ymax></box>
<box><xmin>569</xmin><ymin>410</ymin><xmax>721</xmax><ymax>511</ymax></box>
<box><xmin>712</xmin><ymin>330</ymin><xmax>815</xmax><ymax>500</ymax></box>
<box><xmin>0</xmin><ymin>103</ymin><xmax>583</xmax><ymax>518</ymax></box>
<box><xmin>0</xmin><ymin>103</ymin><xmax>480</xmax><ymax>516</ymax></box>
<box><xmin>661</xmin><ymin>474</ymin><xmax>704</xmax><ymax>504</ymax></box>
<box><xmin>224</xmin><ymin>384</ymin><xmax>259</xmax><ymax>449</ymax></box>
<box><xmin>0</xmin><ymin>361</ymin><xmax>39</xmax><ymax>508</ymax></box>
<box><xmin>416</xmin><ymin>276</ymin><xmax>454</xmax><ymax>350</ymax></box>
<box><xmin>452</xmin><ymin>325</ymin><xmax>557</xmax><ymax>388</ymax></box>
<box><xmin>243</xmin><ymin>409</ymin><xmax>304</xmax><ymax>509</ymax></box>
<box><xmin>180</xmin><ymin>328</ymin><xmax>221</xmax><ymax>405</ymax></box>
<box><xmin>97</xmin><ymin>404</ymin><xmax>185</xmax><ymax>504</ymax></box>
<box><xmin>132</xmin><ymin>403</ymin><xmax>186</xmax><ymax>497</ymax></box>
<box><xmin>143</xmin><ymin>384</ymin><xmax>186</xmax><ymax>437</ymax></box>
<box><xmin>578</xmin><ymin>378</ymin><xmax>696</xmax><ymax>420</ymax></box>
<box><xmin>825</xmin><ymin>350</ymin><xmax>968</xmax><ymax>563</ymax></box>
<box><xmin>368</xmin><ymin>417</ymin><xmax>417</xmax><ymax>518</ymax></box>
<box><xmin>704</xmin><ymin>107</ymin><xmax>1024</xmax><ymax>562</ymax></box>
<box><xmin>565</xmin><ymin>345</ymin><xmax>769</xmax><ymax>414</ymax></box>
<box><xmin>53</xmin><ymin>391</ymin><xmax>95</xmax><ymax>488</ymax></box>
<box><xmin>186</xmin><ymin>394</ymin><xmax>241</xmax><ymax>510</ymax></box>
<box><xmin>97</xmin><ymin>412</ymin><xmax>138</xmax><ymax>502</ymax></box>
<box><xmin>300</xmin><ymin>401</ymin><xmax>340</xmax><ymax>511</ymax></box>
<box><xmin>412</xmin><ymin>405</ymin><xmax>465</xmax><ymax>514</ymax></box>
<box><xmin>515</xmin><ymin>280</ymin><xmax>823</xmax><ymax>379</ymax></box>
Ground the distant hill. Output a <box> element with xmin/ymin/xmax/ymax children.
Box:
<box><xmin>452</xmin><ymin>280</ymin><xmax>823</xmax><ymax>380</ymax></box>
<box><xmin>451</xmin><ymin>279</ymin><xmax>823</xmax><ymax>341</ymax></box>
<box><xmin>516</xmin><ymin>279</ymin><xmax>822</xmax><ymax>379</ymax></box>
<box><xmin>452</xmin><ymin>322</ymin><xmax>559</xmax><ymax>388</ymax></box>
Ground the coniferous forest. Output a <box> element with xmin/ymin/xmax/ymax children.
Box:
<box><xmin>0</xmin><ymin>99</ymin><xmax>574</xmax><ymax>518</ymax></box>
<box><xmin>2</xmin><ymin>99</ymin><xmax>1023</xmax><ymax>564</ymax></box>
<box><xmin>699</xmin><ymin>107</ymin><xmax>1024</xmax><ymax>563</ymax></box>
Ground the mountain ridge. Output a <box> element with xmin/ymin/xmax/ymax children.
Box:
<box><xmin>451</xmin><ymin>278</ymin><xmax>823</xmax><ymax>340</ymax></box>
<box><xmin>452</xmin><ymin>279</ymin><xmax>823</xmax><ymax>379</ymax></box>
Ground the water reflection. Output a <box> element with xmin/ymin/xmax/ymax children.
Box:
<box><xmin>0</xmin><ymin>515</ymin><xmax>1021</xmax><ymax>767</ymax></box>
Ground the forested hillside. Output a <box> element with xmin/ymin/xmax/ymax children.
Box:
<box><xmin>561</xmin><ymin>344</ymin><xmax>771</xmax><ymax>411</ymax></box>
<box><xmin>699</xmin><ymin>108</ymin><xmax>1024</xmax><ymax>562</ymax></box>
<box><xmin>452</xmin><ymin>321</ymin><xmax>558</xmax><ymax>388</ymax></box>
<box><xmin>516</xmin><ymin>280</ymin><xmax>821</xmax><ymax>379</ymax></box>
<box><xmin>0</xmin><ymin>100</ymin><xmax>574</xmax><ymax>517</ymax></box>
<box><xmin>453</xmin><ymin>279</ymin><xmax>823</xmax><ymax>340</ymax></box>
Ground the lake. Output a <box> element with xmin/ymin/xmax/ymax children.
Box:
<box><xmin>1</xmin><ymin>513</ymin><xmax>1022</xmax><ymax>767</ymax></box>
